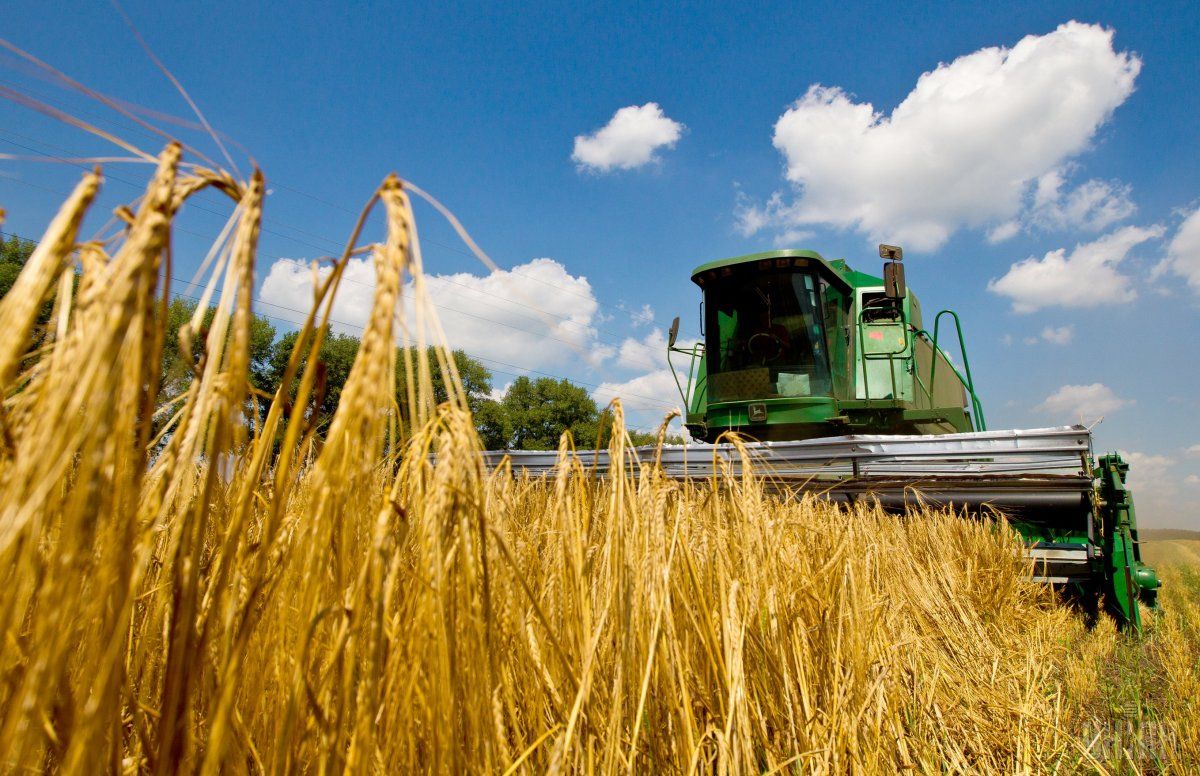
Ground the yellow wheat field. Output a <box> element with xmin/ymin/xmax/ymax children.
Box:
<box><xmin>0</xmin><ymin>147</ymin><xmax>1197</xmax><ymax>774</ymax></box>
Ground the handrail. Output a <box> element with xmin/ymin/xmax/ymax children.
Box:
<box><xmin>928</xmin><ymin>310</ymin><xmax>986</xmax><ymax>430</ymax></box>
<box><xmin>666</xmin><ymin>342</ymin><xmax>704</xmax><ymax>409</ymax></box>
<box><xmin>914</xmin><ymin>328</ymin><xmax>978</xmax><ymax>418</ymax></box>
<box><xmin>856</xmin><ymin>306</ymin><xmax>909</xmax><ymax>400</ymax></box>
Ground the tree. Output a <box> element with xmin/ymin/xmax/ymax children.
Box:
<box><xmin>260</xmin><ymin>333</ymin><xmax>496</xmax><ymax>436</ymax></box>
<box><xmin>261</xmin><ymin>331</ymin><xmax>359</xmax><ymax>427</ymax></box>
<box><xmin>0</xmin><ymin>233</ymin><xmax>54</xmax><ymax>331</ymax></box>
<box><xmin>160</xmin><ymin>298</ymin><xmax>277</xmax><ymax>397</ymax></box>
<box><xmin>1</xmin><ymin>239</ymin><xmax>281</xmax><ymax>402</ymax></box>
<box><xmin>602</xmin><ymin>415</ymin><xmax>687</xmax><ymax>448</ymax></box>
<box><xmin>474</xmin><ymin>399</ymin><xmax>512</xmax><ymax>450</ymax></box>
<box><xmin>396</xmin><ymin>347</ymin><xmax>493</xmax><ymax>414</ymax></box>
<box><xmin>0</xmin><ymin>262</ymin><xmax>21</xmax><ymax>301</ymax></box>
<box><xmin>498</xmin><ymin>376</ymin><xmax>600</xmax><ymax>450</ymax></box>
<box><xmin>0</xmin><ymin>233</ymin><xmax>37</xmax><ymax>299</ymax></box>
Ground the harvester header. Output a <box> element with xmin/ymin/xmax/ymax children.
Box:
<box><xmin>498</xmin><ymin>245</ymin><xmax>1161</xmax><ymax>630</ymax></box>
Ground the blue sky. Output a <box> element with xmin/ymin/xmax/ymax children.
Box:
<box><xmin>1</xmin><ymin>1</ymin><xmax>1198</xmax><ymax>525</ymax></box>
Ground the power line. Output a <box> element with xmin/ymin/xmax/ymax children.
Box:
<box><xmin>0</xmin><ymin>226</ymin><xmax>678</xmax><ymax>411</ymax></box>
<box><xmin>0</xmin><ymin>163</ymin><xmax>669</xmax><ymax>371</ymax></box>
<box><xmin>0</xmin><ymin>82</ymin><xmax>648</xmax><ymax>320</ymax></box>
<box><xmin>0</xmin><ymin>128</ymin><xmax>660</xmax><ymax>352</ymax></box>
<box><xmin>0</xmin><ymin>128</ymin><xmax>346</xmax><ymax>254</ymax></box>
<box><xmin>166</xmin><ymin>277</ymin><xmax>679</xmax><ymax>411</ymax></box>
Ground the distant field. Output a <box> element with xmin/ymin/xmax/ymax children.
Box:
<box><xmin>1141</xmin><ymin>528</ymin><xmax>1200</xmax><ymax>541</ymax></box>
<box><xmin>1140</xmin><ymin>538</ymin><xmax>1200</xmax><ymax>568</ymax></box>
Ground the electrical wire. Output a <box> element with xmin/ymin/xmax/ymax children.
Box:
<box><xmin>0</xmin><ymin>227</ymin><xmax>682</xmax><ymax>412</ymax></box>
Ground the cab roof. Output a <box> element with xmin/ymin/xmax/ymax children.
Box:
<box><xmin>689</xmin><ymin>249</ymin><xmax>881</xmax><ymax>291</ymax></box>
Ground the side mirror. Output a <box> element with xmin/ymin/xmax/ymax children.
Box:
<box><xmin>883</xmin><ymin>262</ymin><xmax>906</xmax><ymax>299</ymax></box>
<box><xmin>668</xmin><ymin>316</ymin><xmax>680</xmax><ymax>348</ymax></box>
<box><xmin>880</xmin><ymin>243</ymin><xmax>906</xmax><ymax>299</ymax></box>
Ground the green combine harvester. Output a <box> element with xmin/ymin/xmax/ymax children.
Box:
<box><xmin>489</xmin><ymin>245</ymin><xmax>1161</xmax><ymax>630</ymax></box>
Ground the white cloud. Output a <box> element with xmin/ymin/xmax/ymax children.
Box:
<box><xmin>1186</xmin><ymin>444</ymin><xmax>1200</xmax><ymax>457</ymax></box>
<box><xmin>594</xmin><ymin>327</ymin><xmax>701</xmax><ymax>430</ymax></box>
<box><xmin>1040</xmin><ymin>325</ymin><xmax>1075</xmax><ymax>345</ymax></box>
<box><xmin>774</xmin><ymin>228</ymin><xmax>816</xmax><ymax>248</ymax></box>
<box><xmin>1115</xmin><ymin>451</ymin><xmax>1198</xmax><ymax>528</ymax></box>
<box><xmin>1028</xmin><ymin>171</ymin><xmax>1135</xmax><ymax>232</ymax></box>
<box><xmin>987</xmin><ymin>224</ymin><xmax>1163</xmax><ymax>313</ymax></box>
<box><xmin>743</xmin><ymin>22</ymin><xmax>1139</xmax><ymax>251</ymax></box>
<box><xmin>734</xmin><ymin>191</ymin><xmax>776</xmax><ymax>236</ymax></box>
<box><xmin>572</xmin><ymin>103</ymin><xmax>684</xmax><ymax>173</ymax></box>
<box><xmin>630</xmin><ymin>303</ymin><xmax>654</xmax><ymax>327</ymax></box>
<box><xmin>1120</xmin><ymin>451</ymin><xmax>1174</xmax><ymax>487</ymax></box>
<box><xmin>593</xmin><ymin>369</ymin><xmax>683</xmax><ymax>413</ymax></box>
<box><xmin>259</xmin><ymin>256</ymin><xmax>613</xmax><ymax>371</ymax></box>
<box><xmin>1153</xmin><ymin>207</ymin><xmax>1200</xmax><ymax>293</ymax></box>
<box><xmin>616</xmin><ymin>327</ymin><xmax>668</xmax><ymax>371</ymax></box>
<box><xmin>1035</xmin><ymin>382</ymin><xmax>1131</xmax><ymax>420</ymax></box>
<box><xmin>987</xmin><ymin>221</ymin><xmax>1021</xmax><ymax>244</ymax></box>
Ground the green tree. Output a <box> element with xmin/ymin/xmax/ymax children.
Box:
<box><xmin>160</xmin><ymin>298</ymin><xmax>277</xmax><ymax>397</ymax></box>
<box><xmin>0</xmin><ymin>233</ymin><xmax>54</xmax><ymax>328</ymax></box>
<box><xmin>261</xmin><ymin>331</ymin><xmax>359</xmax><ymax>426</ymax></box>
<box><xmin>261</xmin><ymin>333</ymin><xmax>496</xmax><ymax>436</ymax></box>
<box><xmin>1</xmin><ymin>239</ymin><xmax>283</xmax><ymax>401</ymax></box>
<box><xmin>611</xmin><ymin>421</ymin><xmax>686</xmax><ymax>448</ymax></box>
<box><xmin>404</xmin><ymin>347</ymin><xmax>493</xmax><ymax>414</ymax></box>
<box><xmin>0</xmin><ymin>233</ymin><xmax>37</xmax><ymax>299</ymax></box>
<box><xmin>474</xmin><ymin>398</ymin><xmax>512</xmax><ymax>450</ymax></box>
<box><xmin>499</xmin><ymin>376</ymin><xmax>600</xmax><ymax>450</ymax></box>
<box><xmin>0</xmin><ymin>262</ymin><xmax>21</xmax><ymax>301</ymax></box>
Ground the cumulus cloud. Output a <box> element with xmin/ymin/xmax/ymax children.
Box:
<box><xmin>593</xmin><ymin>369</ymin><xmax>683</xmax><ymax>413</ymax></box>
<box><xmin>615</xmin><ymin>328</ymin><xmax>669</xmax><ymax>372</ymax></box>
<box><xmin>1121</xmin><ymin>451</ymin><xmax>1174</xmax><ymax>486</ymax></box>
<box><xmin>1039</xmin><ymin>325</ymin><xmax>1075</xmax><ymax>345</ymax></box>
<box><xmin>741</xmin><ymin>22</ymin><xmax>1139</xmax><ymax>251</ymax></box>
<box><xmin>572</xmin><ymin>103</ymin><xmax>684</xmax><ymax>173</ymax></box>
<box><xmin>629</xmin><ymin>303</ymin><xmax>654</xmax><ymax>327</ymax></box>
<box><xmin>1035</xmin><ymin>382</ymin><xmax>1131</xmax><ymax>420</ymax></box>
<box><xmin>1187</xmin><ymin>444</ymin><xmax>1200</xmax><ymax>457</ymax></box>
<box><xmin>1153</xmin><ymin>207</ymin><xmax>1200</xmax><ymax>293</ymax></box>
<box><xmin>1028</xmin><ymin>170</ymin><xmax>1136</xmax><ymax>232</ymax></box>
<box><xmin>987</xmin><ymin>224</ymin><xmax>1163</xmax><ymax>313</ymax></box>
<box><xmin>1110</xmin><ymin>450</ymin><xmax>1200</xmax><ymax>527</ymax></box>
<box><xmin>593</xmin><ymin>327</ymin><xmax>700</xmax><ymax>429</ymax></box>
<box><xmin>259</xmin><ymin>256</ymin><xmax>613</xmax><ymax>370</ymax></box>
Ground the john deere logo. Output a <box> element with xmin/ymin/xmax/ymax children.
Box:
<box><xmin>748</xmin><ymin>403</ymin><xmax>768</xmax><ymax>423</ymax></box>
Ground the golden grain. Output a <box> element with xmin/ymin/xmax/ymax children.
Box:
<box><xmin>0</xmin><ymin>148</ymin><xmax>1195</xmax><ymax>774</ymax></box>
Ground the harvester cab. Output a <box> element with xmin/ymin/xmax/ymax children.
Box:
<box><xmin>666</xmin><ymin>246</ymin><xmax>983</xmax><ymax>444</ymax></box>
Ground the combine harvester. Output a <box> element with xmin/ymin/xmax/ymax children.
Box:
<box><xmin>486</xmin><ymin>246</ymin><xmax>1161</xmax><ymax>630</ymax></box>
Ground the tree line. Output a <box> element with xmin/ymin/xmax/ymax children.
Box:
<box><xmin>2</xmin><ymin>233</ymin><xmax>675</xmax><ymax>449</ymax></box>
